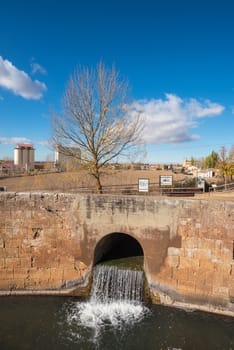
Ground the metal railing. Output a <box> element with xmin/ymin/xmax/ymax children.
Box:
<box><xmin>69</xmin><ymin>183</ymin><xmax>205</xmax><ymax>196</ymax></box>
<box><xmin>209</xmin><ymin>182</ymin><xmax>234</xmax><ymax>193</ymax></box>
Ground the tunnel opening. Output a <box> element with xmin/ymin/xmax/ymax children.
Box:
<box><xmin>93</xmin><ymin>232</ymin><xmax>144</xmax><ymax>266</ymax></box>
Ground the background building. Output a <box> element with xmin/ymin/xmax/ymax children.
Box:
<box><xmin>14</xmin><ymin>144</ymin><xmax>35</xmax><ymax>169</ymax></box>
<box><xmin>55</xmin><ymin>144</ymin><xmax>81</xmax><ymax>171</ymax></box>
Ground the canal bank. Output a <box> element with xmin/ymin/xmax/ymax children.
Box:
<box><xmin>0</xmin><ymin>192</ymin><xmax>233</xmax><ymax>317</ymax></box>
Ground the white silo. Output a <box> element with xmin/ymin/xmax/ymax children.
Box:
<box><xmin>14</xmin><ymin>146</ymin><xmax>21</xmax><ymax>165</ymax></box>
<box><xmin>14</xmin><ymin>144</ymin><xmax>35</xmax><ymax>168</ymax></box>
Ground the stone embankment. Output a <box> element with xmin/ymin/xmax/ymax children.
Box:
<box><xmin>0</xmin><ymin>192</ymin><xmax>233</xmax><ymax>316</ymax></box>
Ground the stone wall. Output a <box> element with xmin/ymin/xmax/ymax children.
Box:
<box><xmin>0</xmin><ymin>192</ymin><xmax>88</xmax><ymax>294</ymax></box>
<box><xmin>0</xmin><ymin>192</ymin><xmax>233</xmax><ymax>316</ymax></box>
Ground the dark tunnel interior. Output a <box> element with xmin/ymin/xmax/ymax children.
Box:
<box><xmin>93</xmin><ymin>232</ymin><xmax>144</xmax><ymax>265</ymax></box>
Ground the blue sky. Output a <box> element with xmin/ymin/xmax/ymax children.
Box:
<box><xmin>0</xmin><ymin>0</ymin><xmax>233</xmax><ymax>163</ymax></box>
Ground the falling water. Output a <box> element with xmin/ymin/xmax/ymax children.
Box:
<box><xmin>66</xmin><ymin>264</ymin><xmax>149</xmax><ymax>338</ymax></box>
<box><xmin>91</xmin><ymin>265</ymin><xmax>144</xmax><ymax>303</ymax></box>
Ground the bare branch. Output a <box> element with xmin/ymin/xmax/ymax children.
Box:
<box><xmin>52</xmin><ymin>62</ymin><xmax>144</xmax><ymax>193</ymax></box>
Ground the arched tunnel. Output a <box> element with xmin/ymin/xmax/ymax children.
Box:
<box><xmin>93</xmin><ymin>232</ymin><xmax>144</xmax><ymax>265</ymax></box>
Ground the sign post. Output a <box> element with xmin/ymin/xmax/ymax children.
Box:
<box><xmin>138</xmin><ymin>178</ymin><xmax>149</xmax><ymax>192</ymax></box>
<box><xmin>159</xmin><ymin>175</ymin><xmax>173</xmax><ymax>187</ymax></box>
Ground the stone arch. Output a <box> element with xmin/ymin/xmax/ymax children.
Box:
<box><xmin>93</xmin><ymin>232</ymin><xmax>144</xmax><ymax>265</ymax></box>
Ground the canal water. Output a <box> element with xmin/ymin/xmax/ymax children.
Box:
<box><xmin>0</xmin><ymin>265</ymin><xmax>233</xmax><ymax>350</ymax></box>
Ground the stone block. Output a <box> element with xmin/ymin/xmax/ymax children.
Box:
<box><xmin>24</xmin><ymin>278</ymin><xmax>38</xmax><ymax>288</ymax></box>
<box><xmin>195</xmin><ymin>283</ymin><xmax>213</xmax><ymax>296</ymax></box>
<box><xmin>177</xmin><ymin>279</ymin><xmax>196</xmax><ymax>293</ymax></box>
<box><xmin>0</xmin><ymin>268</ymin><xmax>14</xmax><ymax>280</ymax></box>
<box><xmin>19</xmin><ymin>243</ymin><xmax>32</xmax><ymax>255</ymax></box>
<box><xmin>13</xmin><ymin>267</ymin><xmax>29</xmax><ymax>279</ymax></box>
<box><xmin>167</xmin><ymin>247</ymin><xmax>181</xmax><ymax>256</ymax></box>
<box><xmin>186</xmin><ymin>267</ymin><xmax>198</xmax><ymax>281</ymax></box>
<box><xmin>172</xmin><ymin>267</ymin><xmax>189</xmax><ymax>281</ymax></box>
<box><xmin>4</xmin><ymin>247</ymin><xmax>19</xmax><ymax>258</ymax></box>
<box><xmin>158</xmin><ymin>266</ymin><xmax>173</xmax><ymax>280</ymax></box>
<box><xmin>0</xmin><ymin>248</ymin><xmax>4</xmax><ymax>257</ymax></box>
<box><xmin>166</xmin><ymin>255</ymin><xmax>180</xmax><ymax>268</ymax></box>
<box><xmin>29</xmin><ymin>268</ymin><xmax>51</xmax><ymax>280</ymax></box>
<box><xmin>5</xmin><ymin>239</ymin><xmax>21</xmax><ymax>248</ymax></box>
<box><xmin>50</xmin><ymin>268</ymin><xmax>63</xmax><ymax>281</ymax></box>
<box><xmin>19</xmin><ymin>257</ymin><xmax>32</xmax><ymax>268</ymax></box>
<box><xmin>74</xmin><ymin>260</ymin><xmax>87</xmax><ymax>273</ymax></box>
<box><xmin>199</xmin><ymin>259</ymin><xmax>214</xmax><ymax>272</ymax></box>
<box><xmin>12</xmin><ymin>226</ymin><xmax>29</xmax><ymax>239</ymax></box>
<box><xmin>229</xmin><ymin>287</ymin><xmax>234</xmax><ymax>299</ymax></box>
<box><xmin>204</xmin><ymin>271</ymin><xmax>215</xmax><ymax>286</ymax></box>
<box><xmin>213</xmin><ymin>263</ymin><xmax>232</xmax><ymax>285</ymax></box>
<box><xmin>212</xmin><ymin>286</ymin><xmax>229</xmax><ymax>298</ymax></box>
<box><xmin>214</xmin><ymin>239</ymin><xmax>223</xmax><ymax>250</ymax></box>
<box><xmin>30</xmin><ymin>248</ymin><xmax>58</xmax><ymax>268</ymax></box>
<box><xmin>63</xmin><ymin>267</ymin><xmax>81</xmax><ymax>281</ymax></box>
<box><xmin>179</xmin><ymin>256</ymin><xmax>200</xmax><ymax>269</ymax></box>
<box><xmin>183</xmin><ymin>237</ymin><xmax>199</xmax><ymax>249</ymax></box>
<box><xmin>0</xmin><ymin>228</ymin><xmax>12</xmax><ymax>240</ymax></box>
<box><xmin>57</xmin><ymin>255</ymin><xmax>75</xmax><ymax>268</ymax></box>
<box><xmin>198</xmin><ymin>238</ymin><xmax>215</xmax><ymax>250</ymax></box>
<box><xmin>184</xmin><ymin>248</ymin><xmax>195</xmax><ymax>258</ymax></box>
<box><xmin>193</xmin><ymin>248</ymin><xmax>212</xmax><ymax>260</ymax></box>
<box><xmin>0</xmin><ymin>279</ymin><xmax>17</xmax><ymax>289</ymax></box>
<box><xmin>9</xmin><ymin>278</ymin><xmax>25</xmax><ymax>289</ymax></box>
<box><xmin>221</xmin><ymin>244</ymin><xmax>233</xmax><ymax>262</ymax></box>
<box><xmin>5</xmin><ymin>258</ymin><xmax>21</xmax><ymax>269</ymax></box>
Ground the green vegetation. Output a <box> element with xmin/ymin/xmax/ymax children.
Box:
<box><xmin>204</xmin><ymin>150</ymin><xmax>219</xmax><ymax>168</ymax></box>
<box><xmin>190</xmin><ymin>145</ymin><xmax>234</xmax><ymax>182</ymax></box>
<box><xmin>97</xmin><ymin>256</ymin><xmax>144</xmax><ymax>271</ymax></box>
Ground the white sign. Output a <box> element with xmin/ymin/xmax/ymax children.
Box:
<box><xmin>138</xmin><ymin>178</ymin><xmax>149</xmax><ymax>192</ymax></box>
<box><xmin>197</xmin><ymin>178</ymin><xmax>205</xmax><ymax>191</ymax></box>
<box><xmin>160</xmin><ymin>175</ymin><xmax>173</xmax><ymax>186</ymax></box>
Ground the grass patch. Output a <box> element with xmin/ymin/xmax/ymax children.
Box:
<box><xmin>97</xmin><ymin>255</ymin><xmax>144</xmax><ymax>270</ymax></box>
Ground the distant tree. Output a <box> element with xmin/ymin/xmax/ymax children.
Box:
<box><xmin>204</xmin><ymin>150</ymin><xmax>219</xmax><ymax>169</ymax></box>
<box><xmin>196</xmin><ymin>157</ymin><xmax>205</xmax><ymax>169</ymax></box>
<box><xmin>227</xmin><ymin>145</ymin><xmax>234</xmax><ymax>180</ymax></box>
<box><xmin>52</xmin><ymin>62</ymin><xmax>144</xmax><ymax>193</ymax></box>
<box><xmin>229</xmin><ymin>144</ymin><xmax>234</xmax><ymax>163</ymax></box>
<box><xmin>190</xmin><ymin>156</ymin><xmax>195</xmax><ymax>166</ymax></box>
<box><xmin>217</xmin><ymin>146</ymin><xmax>234</xmax><ymax>184</ymax></box>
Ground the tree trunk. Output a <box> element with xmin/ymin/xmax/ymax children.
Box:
<box><xmin>95</xmin><ymin>176</ymin><xmax>103</xmax><ymax>194</ymax></box>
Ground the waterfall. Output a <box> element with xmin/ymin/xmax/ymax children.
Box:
<box><xmin>66</xmin><ymin>264</ymin><xmax>149</xmax><ymax>333</ymax></box>
<box><xmin>91</xmin><ymin>265</ymin><xmax>144</xmax><ymax>303</ymax></box>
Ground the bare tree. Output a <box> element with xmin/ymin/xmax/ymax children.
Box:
<box><xmin>52</xmin><ymin>62</ymin><xmax>144</xmax><ymax>193</ymax></box>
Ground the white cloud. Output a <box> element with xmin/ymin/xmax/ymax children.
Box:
<box><xmin>0</xmin><ymin>56</ymin><xmax>47</xmax><ymax>99</ymax></box>
<box><xmin>0</xmin><ymin>137</ymin><xmax>51</xmax><ymax>145</ymax></box>
<box><xmin>185</xmin><ymin>98</ymin><xmax>224</xmax><ymax>118</ymax></box>
<box><xmin>0</xmin><ymin>137</ymin><xmax>51</xmax><ymax>148</ymax></box>
<box><xmin>36</xmin><ymin>140</ymin><xmax>50</xmax><ymax>146</ymax></box>
<box><xmin>127</xmin><ymin>94</ymin><xmax>225</xmax><ymax>144</ymax></box>
<box><xmin>0</xmin><ymin>137</ymin><xmax>31</xmax><ymax>144</ymax></box>
<box><xmin>30</xmin><ymin>62</ymin><xmax>47</xmax><ymax>75</ymax></box>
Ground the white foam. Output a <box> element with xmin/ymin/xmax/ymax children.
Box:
<box><xmin>68</xmin><ymin>300</ymin><xmax>149</xmax><ymax>329</ymax></box>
